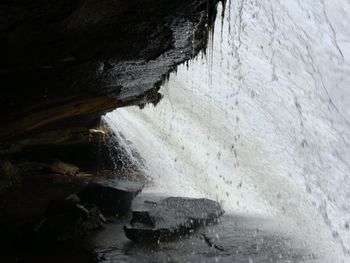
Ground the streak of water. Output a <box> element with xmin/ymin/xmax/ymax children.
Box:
<box><xmin>104</xmin><ymin>1</ymin><xmax>350</xmax><ymax>261</ymax></box>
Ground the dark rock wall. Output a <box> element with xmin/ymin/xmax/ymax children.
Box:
<box><xmin>0</xmin><ymin>0</ymin><xmax>224</xmax><ymax>242</ymax></box>
<box><xmin>0</xmin><ymin>0</ymin><xmax>224</xmax><ymax>211</ymax></box>
<box><xmin>0</xmin><ymin>0</ymin><xmax>224</xmax><ymax>142</ymax></box>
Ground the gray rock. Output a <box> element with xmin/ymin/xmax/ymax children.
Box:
<box><xmin>78</xmin><ymin>179</ymin><xmax>144</xmax><ymax>216</ymax></box>
<box><xmin>0</xmin><ymin>0</ymin><xmax>223</xmax><ymax>141</ymax></box>
<box><xmin>124</xmin><ymin>196</ymin><xmax>224</xmax><ymax>242</ymax></box>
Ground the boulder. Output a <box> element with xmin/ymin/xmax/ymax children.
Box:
<box><xmin>77</xmin><ymin>179</ymin><xmax>144</xmax><ymax>216</ymax></box>
<box><xmin>124</xmin><ymin>196</ymin><xmax>224</xmax><ymax>242</ymax></box>
<box><xmin>35</xmin><ymin>199</ymin><xmax>105</xmax><ymax>242</ymax></box>
<box><xmin>47</xmin><ymin>159</ymin><xmax>79</xmax><ymax>176</ymax></box>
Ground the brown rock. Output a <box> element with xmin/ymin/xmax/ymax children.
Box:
<box><xmin>48</xmin><ymin>159</ymin><xmax>79</xmax><ymax>176</ymax></box>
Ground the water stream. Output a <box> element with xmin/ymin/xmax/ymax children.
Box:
<box><xmin>104</xmin><ymin>1</ymin><xmax>350</xmax><ymax>261</ymax></box>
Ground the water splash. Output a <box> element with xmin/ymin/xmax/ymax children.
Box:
<box><xmin>104</xmin><ymin>0</ymin><xmax>350</xmax><ymax>261</ymax></box>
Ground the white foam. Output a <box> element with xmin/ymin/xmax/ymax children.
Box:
<box><xmin>104</xmin><ymin>1</ymin><xmax>350</xmax><ymax>261</ymax></box>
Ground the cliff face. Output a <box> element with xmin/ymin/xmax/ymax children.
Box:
<box><xmin>0</xmin><ymin>0</ymin><xmax>223</xmax><ymax>230</ymax></box>
<box><xmin>0</xmin><ymin>0</ymin><xmax>223</xmax><ymax>143</ymax></box>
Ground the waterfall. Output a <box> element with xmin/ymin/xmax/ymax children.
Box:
<box><xmin>104</xmin><ymin>1</ymin><xmax>350</xmax><ymax>261</ymax></box>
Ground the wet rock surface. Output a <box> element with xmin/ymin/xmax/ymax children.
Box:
<box><xmin>0</xmin><ymin>197</ymin><xmax>314</xmax><ymax>263</ymax></box>
<box><xmin>0</xmin><ymin>0</ymin><xmax>224</xmax><ymax>142</ymax></box>
<box><xmin>35</xmin><ymin>199</ymin><xmax>105</xmax><ymax>242</ymax></box>
<box><xmin>124</xmin><ymin>196</ymin><xmax>224</xmax><ymax>242</ymax></box>
<box><xmin>92</xmin><ymin>215</ymin><xmax>313</xmax><ymax>263</ymax></box>
<box><xmin>78</xmin><ymin>179</ymin><xmax>144</xmax><ymax>216</ymax></box>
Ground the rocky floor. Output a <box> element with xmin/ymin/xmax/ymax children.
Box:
<box><xmin>0</xmin><ymin>177</ymin><xmax>316</xmax><ymax>263</ymax></box>
<box><xmin>1</xmin><ymin>214</ymin><xmax>315</xmax><ymax>263</ymax></box>
<box><xmin>0</xmin><ymin>171</ymin><xmax>226</xmax><ymax>262</ymax></box>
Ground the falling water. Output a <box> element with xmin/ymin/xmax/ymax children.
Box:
<box><xmin>104</xmin><ymin>1</ymin><xmax>350</xmax><ymax>261</ymax></box>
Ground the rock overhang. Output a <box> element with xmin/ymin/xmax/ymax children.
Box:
<box><xmin>0</xmin><ymin>0</ymin><xmax>225</xmax><ymax>142</ymax></box>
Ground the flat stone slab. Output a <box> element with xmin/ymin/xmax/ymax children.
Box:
<box><xmin>124</xmin><ymin>196</ymin><xmax>224</xmax><ymax>242</ymax></box>
<box><xmin>77</xmin><ymin>179</ymin><xmax>144</xmax><ymax>216</ymax></box>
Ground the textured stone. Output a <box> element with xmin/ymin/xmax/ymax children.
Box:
<box><xmin>0</xmin><ymin>0</ymin><xmax>224</xmax><ymax>142</ymax></box>
<box><xmin>78</xmin><ymin>179</ymin><xmax>144</xmax><ymax>216</ymax></box>
<box><xmin>124</xmin><ymin>196</ymin><xmax>224</xmax><ymax>242</ymax></box>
